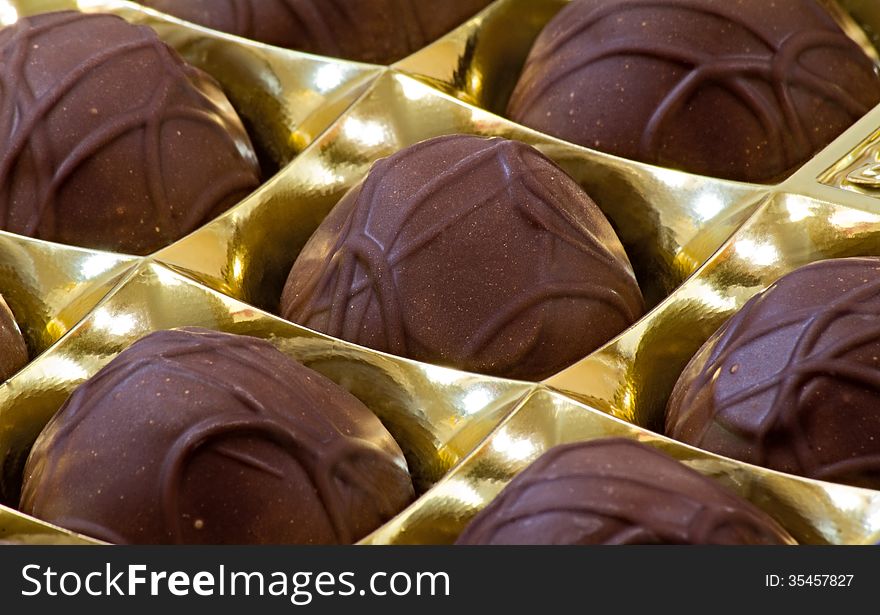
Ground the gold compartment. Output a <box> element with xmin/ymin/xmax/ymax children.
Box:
<box><xmin>364</xmin><ymin>389</ymin><xmax>880</xmax><ymax>545</ymax></box>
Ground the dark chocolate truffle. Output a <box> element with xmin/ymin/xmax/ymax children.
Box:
<box><xmin>139</xmin><ymin>0</ymin><xmax>493</xmax><ymax>64</ymax></box>
<box><xmin>280</xmin><ymin>135</ymin><xmax>645</xmax><ymax>381</ymax></box>
<box><xmin>456</xmin><ymin>439</ymin><xmax>793</xmax><ymax>545</ymax></box>
<box><xmin>0</xmin><ymin>295</ymin><xmax>27</xmax><ymax>382</ymax></box>
<box><xmin>0</xmin><ymin>12</ymin><xmax>261</xmax><ymax>255</ymax></box>
<box><xmin>666</xmin><ymin>258</ymin><xmax>880</xmax><ymax>489</ymax></box>
<box><xmin>20</xmin><ymin>328</ymin><xmax>414</xmax><ymax>544</ymax></box>
<box><xmin>508</xmin><ymin>0</ymin><xmax>880</xmax><ymax>183</ymax></box>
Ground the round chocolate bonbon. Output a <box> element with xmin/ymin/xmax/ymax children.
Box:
<box><xmin>280</xmin><ymin>135</ymin><xmax>644</xmax><ymax>381</ymax></box>
<box><xmin>666</xmin><ymin>258</ymin><xmax>880</xmax><ymax>489</ymax></box>
<box><xmin>508</xmin><ymin>0</ymin><xmax>880</xmax><ymax>182</ymax></box>
<box><xmin>21</xmin><ymin>328</ymin><xmax>414</xmax><ymax>544</ymax></box>
<box><xmin>456</xmin><ymin>439</ymin><xmax>792</xmax><ymax>545</ymax></box>
<box><xmin>139</xmin><ymin>0</ymin><xmax>493</xmax><ymax>64</ymax></box>
<box><xmin>0</xmin><ymin>12</ymin><xmax>261</xmax><ymax>254</ymax></box>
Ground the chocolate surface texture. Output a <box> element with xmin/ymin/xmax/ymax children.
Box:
<box><xmin>667</xmin><ymin>258</ymin><xmax>880</xmax><ymax>489</ymax></box>
<box><xmin>280</xmin><ymin>135</ymin><xmax>645</xmax><ymax>381</ymax></box>
<box><xmin>20</xmin><ymin>328</ymin><xmax>414</xmax><ymax>544</ymax></box>
<box><xmin>456</xmin><ymin>439</ymin><xmax>792</xmax><ymax>545</ymax></box>
<box><xmin>0</xmin><ymin>296</ymin><xmax>27</xmax><ymax>382</ymax></box>
<box><xmin>508</xmin><ymin>0</ymin><xmax>880</xmax><ymax>182</ymax></box>
<box><xmin>140</xmin><ymin>0</ymin><xmax>494</xmax><ymax>64</ymax></box>
<box><xmin>0</xmin><ymin>11</ymin><xmax>261</xmax><ymax>254</ymax></box>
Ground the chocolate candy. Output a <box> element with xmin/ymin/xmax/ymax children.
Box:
<box><xmin>20</xmin><ymin>328</ymin><xmax>414</xmax><ymax>544</ymax></box>
<box><xmin>456</xmin><ymin>439</ymin><xmax>792</xmax><ymax>545</ymax></box>
<box><xmin>139</xmin><ymin>0</ymin><xmax>493</xmax><ymax>64</ymax></box>
<box><xmin>0</xmin><ymin>295</ymin><xmax>27</xmax><ymax>382</ymax></box>
<box><xmin>0</xmin><ymin>12</ymin><xmax>261</xmax><ymax>255</ymax></box>
<box><xmin>508</xmin><ymin>0</ymin><xmax>880</xmax><ymax>183</ymax></box>
<box><xmin>666</xmin><ymin>258</ymin><xmax>880</xmax><ymax>489</ymax></box>
<box><xmin>280</xmin><ymin>135</ymin><xmax>645</xmax><ymax>381</ymax></box>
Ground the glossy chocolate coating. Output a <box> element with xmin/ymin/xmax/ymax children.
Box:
<box><xmin>139</xmin><ymin>0</ymin><xmax>493</xmax><ymax>64</ymax></box>
<box><xmin>20</xmin><ymin>328</ymin><xmax>414</xmax><ymax>544</ymax></box>
<box><xmin>456</xmin><ymin>439</ymin><xmax>792</xmax><ymax>545</ymax></box>
<box><xmin>666</xmin><ymin>258</ymin><xmax>880</xmax><ymax>489</ymax></box>
<box><xmin>280</xmin><ymin>135</ymin><xmax>645</xmax><ymax>381</ymax></box>
<box><xmin>0</xmin><ymin>12</ymin><xmax>261</xmax><ymax>255</ymax></box>
<box><xmin>508</xmin><ymin>0</ymin><xmax>880</xmax><ymax>183</ymax></box>
<box><xmin>0</xmin><ymin>296</ymin><xmax>27</xmax><ymax>382</ymax></box>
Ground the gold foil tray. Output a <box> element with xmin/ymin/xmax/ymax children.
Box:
<box><xmin>157</xmin><ymin>69</ymin><xmax>766</xmax><ymax>311</ymax></box>
<box><xmin>364</xmin><ymin>389</ymin><xmax>880</xmax><ymax>545</ymax></box>
<box><xmin>0</xmin><ymin>234</ymin><xmax>135</xmax><ymax>352</ymax></box>
<box><xmin>547</xmin><ymin>108</ymin><xmax>880</xmax><ymax>431</ymax></box>
<box><xmin>0</xmin><ymin>0</ymin><xmax>880</xmax><ymax>545</ymax></box>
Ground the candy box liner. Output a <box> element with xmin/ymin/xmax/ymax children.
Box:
<box><xmin>0</xmin><ymin>0</ymin><xmax>879</xmax><ymax>544</ymax></box>
<box><xmin>364</xmin><ymin>388</ymin><xmax>880</xmax><ymax>545</ymax></box>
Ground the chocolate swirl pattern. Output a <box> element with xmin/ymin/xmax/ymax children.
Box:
<box><xmin>0</xmin><ymin>12</ymin><xmax>261</xmax><ymax>255</ymax></box>
<box><xmin>281</xmin><ymin>135</ymin><xmax>645</xmax><ymax>381</ymax></box>
<box><xmin>20</xmin><ymin>328</ymin><xmax>414</xmax><ymax>544</ymax></box>
<box><xmin>666</xmin><ymin>258</ymin><xmax>880</xmax><ymax>490</ymax></box>
<box><xmin>140</xmin><ymin>0</ymin><xmax>493</xmax><ymax>64</ymax></box>
<box><xmin>456</xmin><ymin>439</ymin><xmax>792</xmax><ymax>545</ymax></box>
<box><xmin>508</xmin><ymin>0</ymin><xmax>880</xmax><ymax>183</ymax></box>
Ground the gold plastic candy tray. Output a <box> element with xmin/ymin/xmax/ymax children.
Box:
<box><xmin>0</xmin><ymin>0</ymin><xmax>879</xmax><ymax>545</ymax></box>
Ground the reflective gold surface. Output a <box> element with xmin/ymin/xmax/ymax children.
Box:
<box><xmin>0</xmin><ymin>234</ymin><xmax>136</xmax><ymax>353</ymax></box>
<box><xmin>0</xmin><ymin>0</ymin><xmax>879</xmax><ymax>545</ymax></box>
<box><xmin>0</xmin><ymin>503</ymin><xmax>97</xmax><ymax>544</ymax></box>
<box><xmin>157</xmin><ymin>70</ymin><xmax>766</xmax><ymax>311</ymax></box>
<box><xmin>546</xmin><ymin>188</ymin><xmax>880</xmax><ymax>429</ymax></box>
<box><xmin>838</xmin><ymin>0</ymin><xmax>880</xmax><ymax>49</ymax></box>
<box><xmin>364</xmin><ymin>390</ymin><xmax>880</xmax><ymax>545</ymax></box>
